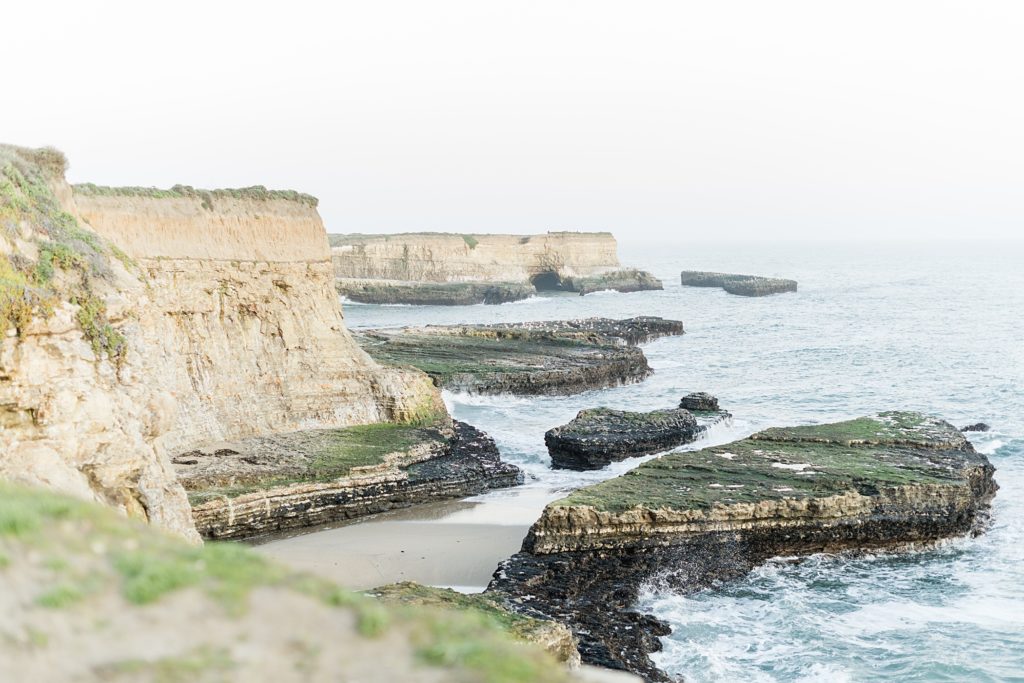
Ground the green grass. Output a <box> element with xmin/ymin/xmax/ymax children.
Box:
<box><xmin>98</xmin><ymin>646</ymin><xmax>236</xmax><ymax>683</ymax></box>
<box><xmin>35</xmin><ymin>583</ymin><xmax>86</xmax><ymax>609</ymax></box>
<box><xmin>462</xmin><ymin>234</ymin><xmax>479</xmax><ymax>249</ymax></box>
<box><xmin>73</xmin><ymin>183</ymin><xmax>319</xmax><ymax>208</ymax></box>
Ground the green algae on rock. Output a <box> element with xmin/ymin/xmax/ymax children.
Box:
<box><xmin>355</xmin><ymin>317</ymin><xmax>683</xmax><ymax>396</ymax></box>
<box><xmin>491</xmin><ymin>412</ymin><xmax>997</xmax><ymax>681</ymax></box>
<box><xmin>0</xmin><ymin>483</ymin><xmax>575</xmax><ymax>683</ymax></box>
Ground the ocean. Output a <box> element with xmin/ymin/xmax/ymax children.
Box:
<box><xmin>341</xmin><ymin>240</ymin><xmax>1024</xmax><ymax>682</ymax></box>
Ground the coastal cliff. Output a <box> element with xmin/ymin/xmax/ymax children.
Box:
<box><xmin>0</xmin><ymin>145</ymin><xmax>441</xmax><ymax>542</ymax></box>
<box><xmin>330</xmin><ymin>232</ymin><xmax>663</xmax><ymax>303</ymax></box>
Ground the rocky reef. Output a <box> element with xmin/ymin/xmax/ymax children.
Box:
<box><xmin>490</xmin><ymin>412</ymin><xmax>998</xmax><ymax>681</ymax></box>
<box><xmin>0</xmin><ymin>144</ymin><xmax>445</xmax><ymax>542</ymax></box>
<box><xmin>0</xmin><ymin>482</ymin><xmax>593</xmax><ymax>683</ymax></box>
<box><xmin>546</xmin><ymin>401</ymin><xmax>730</xmax><ymax>470</ymax></box>
<box><xmin>680</xmin><ymin>270</ymin><xmax>797</xmax><ymax>296</ymax></box>
<box><xmin>337</xmin><ymin>278</ymin><xmax>536</xmax><ymax>305</ymax></box>
<box><xmin>355</xmin><ymin>317</ymin><xmax>683</xmax><ymax>396</ymax></box>
<box><xmin>178</xmin><ymin>420</ymin><xmax>521</xmax><ymax>540</ymax></box>
<box><xmin>329</xmin><ymin>232</ymin><xmax>662</xmax><ymax>304</ymax></box>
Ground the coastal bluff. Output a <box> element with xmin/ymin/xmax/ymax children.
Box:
<box><xmin>330</xmin><ymin>232</ymin><xmax>663</xmax><ymax>303</ymax></box>
<box><xmin>1</xmin><ymin>145</ymin><xmax>441</xmax><ymax>542</ymax></box>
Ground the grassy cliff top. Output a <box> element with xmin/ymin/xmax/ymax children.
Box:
<box><xmin>73</xmin><ymin>183</ymin><xmax>319</xmax><ymax>208</ymax></box>
<box><xmin>328</xmin><ymin>231</ymin><xmax>613</xmax><ymax>246</ymax></box>
<box><xmin>554</xmin><ymin>412</ymin><xmax>984</xmax><ymax>513</ymax></box>
<box><xmin>0</xmin><ymin>483</ymin><xmax>571</xmax><ymax>682</ymax></box>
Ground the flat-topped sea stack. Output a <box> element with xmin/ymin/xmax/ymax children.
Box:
<box><xmin>355</xmin><ymin>317</ymin><xmax>683</xmax><ymax>396</ymax></box>
<box><xmin>330</xmin><ymin>232</ymin><xmax>663</xmax><ymax>304</ymax></box>
<box><xmin>546</xmin><ymin>399</ymin><xmax>730</xmax><ymax>470</ymax></box>
<box><xmin>491</xmin><ymin>412</ymin><xmax>997</xmax><ymax>680</ymax></box>
<box><xmin>680</xmin><ymin>270</ymin><xmax>797</xmax><ymax>296</ymax></box>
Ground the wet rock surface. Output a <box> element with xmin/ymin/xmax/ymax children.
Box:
<box><xmin>178</xmin><ymin>421</ymin><xmax>522</xmax><ymax>540</ymax></box>
<box><xmin>490</xmin><ymin>412</ymin><xmax>998</xmax><ymax>681</ymax></box>
<box><xmin>680</xmin><ymin>270</ymin><xmax>798</xmax><ymax>296</ymax></box>
<box><xmin>546</xmin><ymin>407</ymin><xmax>730</xmax><ymax>470</ymax></box>
<box><xmin>563</xmin><ymin>269</ymin><xmax>664</xmax><ymax>295</ymax></box>
<box><xmin>678</xmin><ymin>392</ymin><xmax>719</xmax><ymax>411</ymax></box>
<box><xmin>961</xmin><ymin>422</ymin><xmax>991</xmax><ymax>432</ymax></box>
<box><xmin>336</xmin><ymin>278</ymin><xmax>536</xmax><ymax>305</ymax></box>
<box><xmin>354</xmin><ymin>317</ymin><xmax>684</xmax><ymax>396</ymax></box>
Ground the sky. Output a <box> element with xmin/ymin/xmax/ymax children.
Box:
<box><xmin>4</xmin><ymin>1</ymin><xmax>1022</xmax><ymax>244</ymax></box>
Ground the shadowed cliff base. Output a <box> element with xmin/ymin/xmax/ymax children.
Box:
<box><xmin>489</xmin><ymin>412</ymin><xmax>997</xmax><ymax>681</ymax></box>
<box><xmin>679</xmin><ymin>271</ymin><xmax>797</xmax><ymax>296</ymax></box>
<box><xmin>176</xmin><ymin>421</ymin><xmax>522</xmax><ymax>541</ymax></box>
<box><xmin>354</xmin><ymin>317</ymin><xmax>684</xmax><ymax>396</ymax></box>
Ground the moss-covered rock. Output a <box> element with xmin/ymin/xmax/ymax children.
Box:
<box><xmin>0</xmin><ymin>483</ymin><xmax>575</xmax><ymax>683</ymax></box>
<box><xmin>491</xmin><ymin>412</ymin><xmax>997</xmax><ymax>681</ymax></box>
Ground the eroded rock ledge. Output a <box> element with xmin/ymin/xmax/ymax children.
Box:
<box><xmin>490</xmin><ymin>412</ymin><xmax>997</xmax><ymax>681</ymax></box>
<box><xmin>337</xmin><ymin>279</ymin><xmax>536</xmax><ymax>305</ymax></box>
<box><xmin>178</xmin><ymin>420</ymin><xmax>522</xmax><ymax>540</ymax></box>
<box><xmin>354</xmin><ymin>317</ymin><xmax>684</xmax><ymax>396</ymax></box>
<box><xmin>680</xmin><ymin>270</ymin><xmax>797</xmax><ymax>296</ymax></box>
<box><xmin>546</xmin><ymin>399</ymin><xmax>731</xmax><ymax>470</ymax></box>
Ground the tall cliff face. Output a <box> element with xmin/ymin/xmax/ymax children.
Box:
<box><xmin>330</xmin><ymin>232</ymin><xmax>621</xmax><ymax>284</ymax></box>
<box><xmin>0</xmin><ymin>145</ymin><xmax>441</xmax><ymax>541</ymax></box>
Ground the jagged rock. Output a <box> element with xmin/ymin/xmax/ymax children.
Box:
<box><xmin>355</xmin><ymin>317</ymin><xmax>684</xmax><ymax>396</ymax></box>
<box><xmin>680</xmin><ymin>270</ymin><xmax>797</xmax><ymax>296</ymax></box>
<box><xmin>678</xmin><ymin>392</ymin><xmax>719</xmax><ymax>411</ymax></box>
<box><xmin>491</xmin><ymin>412</ymin><xmax>998</xmax><ymax>681</ymax></box>
<box><xmin>546</xmin><ymin>407</ymin><xmax>729</xmax><ymax>470</ymax></box>
<box><xmin>336</xmin><ymin>278</ymin><xmax>536</xmax><ymax>305</ymax></box>
<box><xmin>961</xmin><ymin>422</ymin><xmax>991</xmax><ymax>432</ymax></box>
<box><xmin>0</xmin><ymin>483</ymin><xmax>579</xmax><ymax>683</ymax></box>
<box><xmin>179</xmin><ymin>421</ymin><xmax>522</xmax><ymax>540</ymax></box>
<box><xmin>368</xmin><ymin>582</ymin><xmax>581</xmax><ymax>668</ymax></box>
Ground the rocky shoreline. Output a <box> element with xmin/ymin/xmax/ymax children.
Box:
<box><xmin>337</xmin><ymin>278</ymin><xmax>536</xmax><ymax>305</ymax></box>
<box><xmin>355</xmin><ymin>317</ymin><xmax>684</xmax><ymax>396</ymax></box>
<box><xmin>178</xmin><ymin>421</ymin><xmax>522</xmax><ymax>540</ymax></box>
<box><xmin>680</xmin><ymin>270</ymin><xmax>798</xmax><ymax>296</ymax></box>
<box><xmin>489</xmin><ymin>412</ymin><xmax>998</xmax><ymax>681</ymax></box>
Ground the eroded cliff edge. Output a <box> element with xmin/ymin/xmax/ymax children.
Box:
<box><xmin>1</xmin><ymin>145</ymin><xmax>442</xmax><ymax>542</ymax></box>
<box><xmin>489</xmin><ymin>412</ymin><xmax>997</xmax><ymax>681</ymax></box>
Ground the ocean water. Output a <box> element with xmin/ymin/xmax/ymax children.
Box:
<box><xmin>342</xmin><ymin>241</ymin><xmax>1024</xmax><ymax>682</ymax></box>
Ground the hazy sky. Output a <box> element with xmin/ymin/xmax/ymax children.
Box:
<box><xmin>5</xmin><ymin>1</ymin><xmax>1022</xmax><ymax>243</ymax></box>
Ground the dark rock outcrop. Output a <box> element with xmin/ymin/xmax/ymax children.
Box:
<box><xmin>563</xmin><ymin>269</ymin><xmax>664</xmax><ymax>295</ymax></box>
<box><xmin>680</xmin><ymin>270</ymin><xmax>797</xmax><ymax>296</ymax></box>
<box><xmin>546</xmin><ymin>406</ymin><xmax>730</xmax><ymax>470</ymax></box>
<box><xmin>355</xmin><ymin>317</ymin><xmax>684</xmax><ymax>396</ymax></box>
<box><xmin>490</xmin><ymin>412</ymin><xmax>998</xmax><ymax>682</ymax></box>
<box><xmin>178</xmin><ymin>420</ymin><xmax>522</xmax><ymax>540</ymax></box>
<box><xmin>336</xmin><ymin>278</ymin><xmax>536</xmax><ymax>305</ymax></box>
<box><xmin>961</xmin><ymin>422</ymin><xmax>991</xmax><ymax>432</ymax></box>
<box><xmin>678</xmin><ymin>392</ymin><xmax>719</xmax><ymax>411</ymax></box>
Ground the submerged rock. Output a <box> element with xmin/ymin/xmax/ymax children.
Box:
<box><xmin>355</xmin><ymin>317</ymin><xmax>684</xmax><ymax>396</ymax></box>
<box><xmin>680</xmin><ymin>270</ymin><xmax>797</xmax><ymax>296</ymax></box>
<box><xmin>491</xmin><ymin>411</ymin><xmax>998</xmax><ymax>681</ymax></box>
<box><xmin>178</xmin><ymin>420</ymin><xmax>522</xmax><ymax>540</ymax></box>
<box><xmin>961</xmin><ymin>422</ymin><xmax>991</xmax><ymax>432</ymax></box>
<box><xmin>678</xmin><ymin>392</ymin><xmax>719</xmax><ymax>411</ymax></box>
<box><xmin>546</xmin><ymin>406</ymin><xmax>729</xmax><ymax>470</ymax></box>
<box><xmin>336</xmin><ymin>278</ymin><xmax>536</xmax><ymax>305</ymax></box>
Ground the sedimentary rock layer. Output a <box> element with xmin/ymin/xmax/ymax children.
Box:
<box><xmin>355</xmin><ymin>317</ymin><xmax>683</xmax><ymax>396</ymax></box>
<box><xmin>183</xmin><ymin>421</ymin><xmax>522</xmax><ymax>540</ymax></box>
<box><xmin>336</xmin><ymin>278</ymin><xmax>535</xmax><ymax>305</ymax></box>
<box><xmin>680</xmin><ymin>270</ymin><xmax>797</xmax><ymax>296</ymax></box>
<box><xmin>491</xmin><ymin>412</ymin><xmax>997</xmax><ymax>681</ymax></box>
<box><xmin>546</xmin><ymin>405</ymin><xmax>730</xmax><ymax>470</ymax></box>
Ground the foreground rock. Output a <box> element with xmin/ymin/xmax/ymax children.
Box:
<box><xmin>491</xmin><ymin>412</ymin><xmax>997</xmax><ymax>681</ymax></box>
<box><xmin>546</xmin><ymin>403</ymin><xmax>730</xmax><ymax>470</ymax></box>
<box><xmin>329</xmin><ymin>232</ymin><xmax>662</xmax><ymax>304</ymax></box>
<box><xmin>337</xmin><ymin>278</ymin><xmax>535</xmax><ymax>305</ymax></box>
<box><xmin>0</xmin><ymin>483</ymin><xmax>587</xmax><ymax>683</ymax></box>
<box><xmin>355</xmin><ymin>317</ymin><xmax>684</xmax><ymax>396</ymax></box>
<box><xmin>177</xmin><ymin>420</ymin><xmax>521</xmax><ymax>540</ymax></box>
<box><xmin>680</xmin><ymin>270</ymin><xmax>797</xmax><ymax>296</ymax></box>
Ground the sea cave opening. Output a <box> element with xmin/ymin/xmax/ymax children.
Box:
<box><xmin>530</xmin><ymin>271</ymin><xmax>568</xmax><ymax>292</ymax></box>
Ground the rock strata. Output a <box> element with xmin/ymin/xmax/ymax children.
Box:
<box><xmin>179</xmin><ymin>420</ymin><xmax>522</xmax><ymax>540</ymax></box>
<box><xmin>546</xmin><ymin>406</ymin><xmax>730</xmax><ymax>470</ymax></box>
<box><xmin>678</xmin><ymin>392</ymin><xmax>719</xmax><ymax>411</ymax></box>
<box><xmin>355</xmin><ymin>317</ymin><xmax>683</xmax><ymax>396</ymax></box>
<box><xmin>490</xmin><ymin>412</ymin><xmax>998</xmax><ymax>681</ymax></box>
<box><xmin>680</xmin><ymin>270</ymin><xmax>797</xmax><ymax>296</ymax></box>
<box><xmin>337</xmin><ymin>278</ymin><xmax>535</xmax><ymax>305</ymax></box>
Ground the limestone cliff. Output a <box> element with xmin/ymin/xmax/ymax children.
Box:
<box><xmin>330</xmin><ymin>232</ymin><xmax>622</xmax><ymax>284</ymax></box>
<box><xmin>0</xmin><ymin>145</ymin><xmax>441</xmax><ymax>542</ymax></box>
